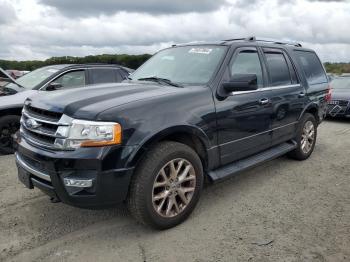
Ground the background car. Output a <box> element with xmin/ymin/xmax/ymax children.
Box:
<box><xmin>327</xmin><ymin>75</ymin><xmax>350</xmax><ymax>118</ymax></box>
<box><xmin>0</xmin><ymin>63</ymin><xmax>132</xmax><ymax>154</ymax></box>
<box><xmin>0</xmin><ymin>68</ymin><xmax>17</xmax><ymax>90</ymax></box>
<box><xmin>6</xmin><ymin>70</ymin><xmax>24</xmax><ymax>79</ymax></box>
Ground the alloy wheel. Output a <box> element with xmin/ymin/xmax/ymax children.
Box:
<box><xmin>301</xmin><ymin>120</ymin><xmax>315</xmax><ymax>154</ymax></box>
<box><xmin>152</xmin><ymin>158</ymin><xmax>196</xmax><ymax>218</ymax></box>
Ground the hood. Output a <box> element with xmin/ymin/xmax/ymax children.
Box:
<box><xmin>26</xmin><ymin>82</ymin><xmax>181</xmax><ymax>119</ymax></box>
<box><xmin>0</xmin><ymin>90</ymin><xmax>37</xmax><ymax>109</ymax></box>
<box><xmin>331</xmin><ymin>88</ymin><xmax>350</xmax><ymax>101</ymax></box>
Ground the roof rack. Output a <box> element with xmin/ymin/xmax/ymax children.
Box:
<box><xmin>223</xmin><ymin>36</ymin><xmax>302</xmax><ymax>47</ymax></box>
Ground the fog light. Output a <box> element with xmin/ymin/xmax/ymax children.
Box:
<box><xmin>64</xmin><ymin>178</ymin><xmax>93</xmax><ymax>188</ymax></box>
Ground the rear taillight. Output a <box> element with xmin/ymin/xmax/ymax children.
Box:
<box><xmin>325</xmin><ymin>85</ymin><xmax>332</xmax><ymax>102</ymax></box>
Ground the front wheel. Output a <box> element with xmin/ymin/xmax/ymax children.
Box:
<box><xmin>0</xmin><ymin>115</ymin><xmax>20</xmax><ymax>155</ymax></box>
<box><xmin>288</xmin><ymin>113</ymin><xmax>317</xmax><ymax>160</ymax></box>
<box><xmin>127</xmin><ymin>141</ymin><xmax>203</xmax><ymax>229</ymax></box>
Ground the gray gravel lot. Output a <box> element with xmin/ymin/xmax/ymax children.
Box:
<box><xmin>0</xmin><ymin>119</ymin><xmax>349</xmax><ymax>262</ymax></box>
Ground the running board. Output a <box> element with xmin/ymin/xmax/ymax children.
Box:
<box><xmin>208</xmin><ymin>141</ymin><xmax>297</xmax><ymax>182</ymax></box>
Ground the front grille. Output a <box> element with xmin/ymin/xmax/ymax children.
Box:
<box><xmin>25</xmin><ymin>105</ymin><xmax>62</xmax><ymax>122</ymax></box>
<box><xmin>327</xmin><ymin>100</ymin><xmax>349</xmax><ymax>116</ymax></box>
<box><xmin>21</xmin><ymin>105</ymin><xmax>70</xmax><ymax>150</ymax></box>
<box><xmin>328</xmin><ymin>100</ymin><xmax>349</xmax><ymax>106</ymax></box>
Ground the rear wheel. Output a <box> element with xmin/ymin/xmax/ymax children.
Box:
<box><xmin>0</xmin><ymin>115</ymin><xmax>20</xmax><ymax>155</ymax></box>
<box><xmin>127</xmin><ymin>141</ymin><xmax>203</xmax><ymax>229</ymax></box>
<box><xmin>288</xmin><ymin>113</ymin><xmax>317</xmax><ymax>160</ymax></box>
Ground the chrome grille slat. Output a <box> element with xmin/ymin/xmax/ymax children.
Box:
<box><xmin>22</xmin><ymin>109</ymin><xmax>63</xmax><ymax>126</ymax></box>
<box><xmin>20</xmin><ymin>119</ymin><xmax>65</xmax><ymax>138</ymax></box>
<box><xmin>20</xmin><ymin>105</ymin><xmax>72</xmax><ymax>150</ymax></box>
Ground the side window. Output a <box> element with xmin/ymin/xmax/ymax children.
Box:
<box><xmin>230</xmin><ymin>50</ymin><xmax>263</xmax><ymax>87</ymax></box>
<box><xmin>54</xmin><ymin>70</ymin><xmax>86</xmax><ymax>89</ymax></box>
<box><xmin>115</xmin><ymin>69</ymin><xmax>126</xmax><ymax>82</ymax></box>
<box><xmin>264</xmin><ymin>52</ymin><xmax>292</xmax><ymax>86</ymax></box>
<box><xmin>90</xmin><ymin>69</ymin><xmax>116</xmax><ymax>84</ymax></box>
<box><xmin>294</xmin><ymin>51</ymin><xmax>327</xmax><ymax>85</ymax></box>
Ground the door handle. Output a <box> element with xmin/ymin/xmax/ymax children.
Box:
<box><xmin>259</xmin><ymin>98</ymin><xmax>269</xmax><ymax>105</ymax></box>
<box><xmin>298</xmin><ymin>92</ymin><xmax>306</xmax><ymax>98</ymax></box>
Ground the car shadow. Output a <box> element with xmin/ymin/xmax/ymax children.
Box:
<box><xmin>325</xmin><ymin>117</ymin><xmax>350</xmax><ymax>123</ymax></box>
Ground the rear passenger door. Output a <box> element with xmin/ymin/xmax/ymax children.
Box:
<box><xmin>261</xmin><ymin>48</ymin><xmax>306</xmax><ymax>146</ymax></box>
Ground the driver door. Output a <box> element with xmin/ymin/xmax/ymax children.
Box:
<box><xmin>215</xmin><ymin>47</ymin><xmax>274</xmax><ymax>165</ymax></box>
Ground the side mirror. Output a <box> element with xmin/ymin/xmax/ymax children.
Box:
<box><xmin>222</xmin><ymin>74</ymin><xmax>258</xmax><ymax>93</ymax></box>
<box><xmin>46</xmin><ymin>82</ymin><xmax>62</xmax><ymax>91</ymax></box>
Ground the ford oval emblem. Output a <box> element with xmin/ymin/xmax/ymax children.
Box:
<box><xmin>26</xmin><ymin>118</ymin><xmax>41</xmax><ymax>129</ymax></box>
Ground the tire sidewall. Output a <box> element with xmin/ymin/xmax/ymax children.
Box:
<box><xmin>0</xmin><ymin>115</ymin><xmax>20</xmax><ymax>154</ymax></box>
<box><xmin>142</xmin><ymin>145</ymin><xmax>203</xmax><ymax>229</ymax></box>
<box><xmin>295</xmin><ymin>114</ymin><xmax>317</xmax><ymax>159</ymax></box>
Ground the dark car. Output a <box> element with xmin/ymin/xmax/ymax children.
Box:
<box><xmin>15</xmin><ymin>37</ymin><xmax>329</xmax><ymax>229</ymax></box>
<box><xmin>327</xmin><ymin>75</ymin><xmax>350</xmax><ymax>117</ymax></box>
<box><xmin>0</xmin><ymin>64</ymin><xmax>132</xmax><ymax>154</ymax></box>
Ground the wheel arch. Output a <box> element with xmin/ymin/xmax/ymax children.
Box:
<box><xmin>299</xmin><ymin>103</ymin><xmax>320</xmax><ymax>124</ymax></box>
<box><xmin>0</xmin><ymin>107</ymin><xmax>23</xmax><ymax>118</ymax></box>
<box><xmin>126</xmin><ymin>125</ymin><xmax>211</xmax><ymax>171</ymax></box>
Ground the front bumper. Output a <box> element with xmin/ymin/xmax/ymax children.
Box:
<box><xmin>15</xmin><ymin>138</ymin><xmax>136</xmax><ymax>208</ymax></box>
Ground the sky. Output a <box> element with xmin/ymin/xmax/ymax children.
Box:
<box><xmin>0</xmin><ymin>0</ymin><xmax>349</xmax><ymax>62</ymax></box>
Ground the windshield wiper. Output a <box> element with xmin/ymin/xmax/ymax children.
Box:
<box><xmin>137</xmin><ymin>76</ymin><xmax>183</xmax><ymax>87</ymax></box>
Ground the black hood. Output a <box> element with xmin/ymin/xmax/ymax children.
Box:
<box><xmin>27</xmin><ymin>82</ymin><xmax>181</xmax><ymax>120</ymax></box>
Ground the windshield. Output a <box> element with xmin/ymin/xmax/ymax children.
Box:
<box><xmin>331</xmin><ymin>77</ymin><xmax>350</xmax><ymax>89</ymax></box>
<box><xmin>131</xmin><ymin>45</ymin><xmax>227</xmax><ymax>85</ymax></box>
<box><xmin>8</xmin><ymin>67</ymin><xmax>60</xmax><ymax>89</ymax></box>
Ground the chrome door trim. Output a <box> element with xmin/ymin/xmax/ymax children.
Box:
<box><xmin>230</xmin><ymin>84</ymin><xmax>301</xmax><ymax>95</ymax></box>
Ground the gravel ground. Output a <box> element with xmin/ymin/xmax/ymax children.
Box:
<box><xmin>0</xmin><ymin>119</ymin><xmax>349</xmax><ymax>262</ymax></box>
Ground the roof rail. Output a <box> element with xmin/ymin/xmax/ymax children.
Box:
<box><xmin>223</xmin><ymin>36</ymin><xmax>302</xmax><ymax>47</ymax></box>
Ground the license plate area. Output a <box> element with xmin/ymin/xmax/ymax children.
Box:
<box><xmin>17</xmin><ymin>166</ymin><xmax>34</xmax><ymax>189</ymax></box>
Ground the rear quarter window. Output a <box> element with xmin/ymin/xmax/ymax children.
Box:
<box><xmin>294</xmin><ymin>51</ymin><xmax>327</xmax><ymax>85</ymax></box>
<box><xmin>90</xmin><ymin>69</ymin><xmax>117</xmax><ymax>84</ymax></box>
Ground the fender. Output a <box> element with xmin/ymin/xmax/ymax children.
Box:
<box><xmin>298</xmin><ymin>102</ymin><xmax>319</xmax><ymax>121</ymax></box>
<box><xmin>0</xmin><ymin>106</ymin><xmax>23</xmax><ymax>118</ymax></box>
<box><xmin>125</xmin><ymin>124</ymin><xmax>211</xmax><ymax>168</ymax></box>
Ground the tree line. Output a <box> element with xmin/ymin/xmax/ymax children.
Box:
<box><xmin>0</xmin><ymin>54</ymin><xmax>349</xmax><ymax>74</ymax></box>
<box><xmin>0</xmin><ymin>54</ymin><xmax>152</xmax><ymax>71</ymax></box>
<box><xmin>323</xmin><ymin>62</ymin><xmax>350</xmax><ymax>75</ymax></box>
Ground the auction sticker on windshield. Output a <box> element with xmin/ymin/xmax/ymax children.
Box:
<box><xmin>189</xmin><ymin>48</ymin><xmax>213</xmax><ymax>54</ymax></box>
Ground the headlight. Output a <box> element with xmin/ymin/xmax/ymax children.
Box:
<box><xmin>55</xmin><ymin>119</ymin><xmax>122</xmax><ymax>149</ymax></box>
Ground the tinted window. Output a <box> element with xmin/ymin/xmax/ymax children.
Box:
<box><xmin>91</xmin><ymin>69</ymin><xmax>116</xmax><ymax>84</ymax></box>
<box><xmin>265</xmin><ymin>52</ymin><xmax>291</xmax><ymax>86</ymax></box>
<box><xmin>230</xmin><ymin>50</ymin><xmax>263</xmax><ymax>87</ymax></box>
<box><xmin>295</xmin><ymin>51</ymin><xmax>327</xmax><ymax>85</ymax></box>
<box><xmin>115</xmin><ymin>69</ymin><xmax>126</xmax><ymax>82</ymax></box>
<box><xmin>54</xmin><ymin>70</ymin><xmax>85</xmax><ymax>89</ymax></box>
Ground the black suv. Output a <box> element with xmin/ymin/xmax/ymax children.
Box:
<box><xmin>15</xmin><ymin>37</ymin><xmax>329</xmax><ymax>229</ymax></box>
<box><xmin>0</xmin><ymin>64</ymin><xmax>132</xmax><ymax>154</ymax></box>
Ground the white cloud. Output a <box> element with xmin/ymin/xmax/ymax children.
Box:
<box><xmin>0</xmin><ymin>0</ymin><xmax>349</xmax><ymax>62</ymax></box>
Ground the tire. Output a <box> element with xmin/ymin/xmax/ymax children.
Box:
<box><xmin>288</xmin><ymin>113</ymin><xmax>317</xmax><ymax>160</ymax></box>
<box><xmin>0</xmin><ymin>115</ymin><xmax>20</xmax><ymax>155</ymax></box>
<box><xmin>127</xmin><ymin>141</ymin><xmax>204</xmax><ymax>229</ymax></box>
